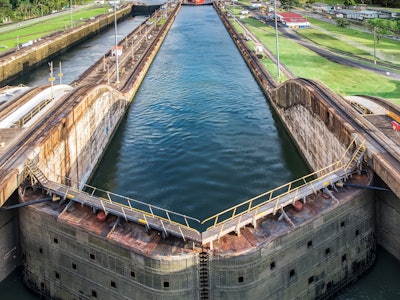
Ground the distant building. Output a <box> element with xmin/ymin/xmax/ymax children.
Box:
<box><xmin>250</xmin><ymin>1</ymin><xmax>263</xmax><ymax>9</ymax></box>
<box><xmin>254</xmin><ymin>43</ymin><xmax>264</xmax><ymax>54</ymax></box>
<box><xmin>334</xmin><ymin>9</ymin><xmax>361</xmax><ymax>20</ymax></box>
<box><xmin>311</xmin><ymin>3</ymin><xmax>332</xmax><ymax>13</ymax></box>
<box><xmin>358</xmin><ymin>10</ymin><xmax>379</xmax><ymax>19</ymax></box>
<box><xmin>111</xmin><ymin>46</ymin><xmax>122</xmax><ymax>56</ymax></box>
<box><xmin>108</xmin><ymin>0</ymin><xmax>120</xmax><ymax>6</ymax></box>
<box><xmin>276</xmin><ymin>12</ymin><xmax>310</xmax><ymax>28</ymax></box>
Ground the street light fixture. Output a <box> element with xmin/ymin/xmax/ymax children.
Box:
<box><xmin>114</xmin><ymin>2</ymin><xmax>120</xmax><ymax>83</ymax></box>
<box><xmin>70</xmin><ymin>0</ymin><xmax>73</xmax><ymax>29</ymax></box>
<box><xmin>274</xmin><ymin>0</ymin><xmax>281</xmax><ymax>80</ymax></box>
<box><xmin>373</xmin><ymin>26</ymin><xmax>377</xmax><ymax>65</ymax></box>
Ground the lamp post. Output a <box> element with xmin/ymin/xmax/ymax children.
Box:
<box><xmin>274</xmin><ymin>0</ymin><xmax>281</xmax><ymax>80</ymax></box>
<box><xmin>373</xmin><ymin>26</ymin><xmax>377</xmax><ymax>65</ymax></box>
<box><xmin>114</xmin><ymin>2</ymin><xmax>120</xmax><ymax>83</ymax></box>
<box><xmin>70</xmin><ymin>0</ymin><xmax>73</xmax><ymax>29</ymax></box>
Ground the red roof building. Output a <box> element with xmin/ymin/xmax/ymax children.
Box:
<box><xmin>276</xmin><ymin>12</ymin><xmax>310</xmax><ymax>28</ymax></box>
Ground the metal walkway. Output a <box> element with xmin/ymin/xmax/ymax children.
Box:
<box><xmin>24</xmin><ymin>137</ymin><xmax>365</xmax><ymax>247</ymax></box>
<box><xmin>201</xmin><ymin>138</ymin><xmax>366</xmax><ymax>248</ymax></box>
<box><xmin>24</xmin><ymin>160</ymin><xmax>202</xmax><ymax>244</ymax></box>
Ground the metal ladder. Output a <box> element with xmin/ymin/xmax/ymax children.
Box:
<box><xmin>199</xmin><ymin>252</ymin><xmax>210</xmax><ymax>300</ymax></box>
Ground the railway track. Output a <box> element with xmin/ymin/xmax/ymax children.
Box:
<box><xmin>357</xmin><ymin>94</ymin><xmax>400</xmax><ymax>118</ymax></box>
<box><xmin>72</xmin><ymin>4</ymin><xmax>179</xmax><ymax>94</ymax></box>
<box><xmin>0</xmin><ymin>85</ymin><xmax>95</xmax><ymax>173</ymax></box>
<box><xmin>0</xmin><ymin>86</ymin><xmax>47</xmax><ymax>121</ymax></box>
<box><xmin>0</xmin><ymin>4</ymin><xmax>180</xmax><ymax>183</ymax></box>
<box><xmin>214</xmin><ymin>3</ymin><xmax>277</xmax><ymax>92</ymax></box>
<box><xmin>298</xmin><ymin>78</ymin><xmax>400</xmax><ymax>173</ymax></box>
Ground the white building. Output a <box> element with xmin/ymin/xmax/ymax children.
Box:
<box><xmin>277</xmin><ymin>12</ymin><xmax>310</xmax><ymax>29</ymax></box>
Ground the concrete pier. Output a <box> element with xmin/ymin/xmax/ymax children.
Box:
<box><xmin>0</xmin><ymin>4</ymin><xmax>133</xmax><ymax>86</ymax></box>
<box><xmin>0</xmin><ymin>1</ymin><xmax>399</xmax><ymax>299</ymax></box>
<box><xmin>0</xmin><ymin>2</ymin><xmax>182</xmax><ymax>282</ymax></box>
<box><xmin>19</xmin><ymin>170</ymin><xmax>375</xmax><ymax>299</ymax></box>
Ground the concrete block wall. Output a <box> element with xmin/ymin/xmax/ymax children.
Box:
<box><xmin>34</xmin><ymin>85</ymin><xmax>127</xmax><ymax>186</ymax></box>
<box><xmin>0</xmin><ymin>6</ymin><xmax>132</xmax><ymax>86</ymax></box>
<box><xmin>375</xmin><ymin>176</ymin><xmax>400</xmax><ymax>261</ymax></box>
<box><xmin>19</xmin><ymin>205</ymin><xmax>200</xmax><ymax>299</ymax></box>
<box><xmin>0</xmin><ymin>203</ymin><xmax>20</xmax><ymax>282</ymax></box>
<box><xmin>270</xmin><ymin>79</ymin><xmax>355</xmax><ymax>172</ymax></box>
<box><xmin>18</xmin><ymin>185</ymin><xmax>375</xmax><ymax>299</ymax></box>
<box><xmin>209</xmin><ymin>189</ymin><xmax>376</xmax><ymax>299</ymax></box>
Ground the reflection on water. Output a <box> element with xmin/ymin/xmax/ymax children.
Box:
<box><xmin>335</xmin><ymin>246</ymin><xmax>400</xmax><ymax>299</ymax></box>
<box><xmin>1</xmin><ymin>3</ymin><xmax>399</xmax><ymax>300</ymax></box>
<box><xmin>1</xmin><ymin>247</ymin><xmax>399</xmax><ymax>299</ymax></box>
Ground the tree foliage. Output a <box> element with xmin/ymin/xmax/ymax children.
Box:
<box><xmin>0</xmin><ymin>0</ymin><xmax>89</xmax><ymax>22</ymax></box>
<box><xmin>336</xmin><ymin>18</ymin><xmax>350</xmax><ymax>28</ymax></box>
<box><xmin>343</xmin><ymin>0</ymin><xmax>356</xmax><ymax>7</ymax></box>
<box><xmin>364</xmin><ymin>18</ymin><xmax>400</xmax><ymax>42</ymax></box>
<box><xmin>279</xmin><ymin>0</ymin><xmax>300</xmax><ymax>11</ymax></box>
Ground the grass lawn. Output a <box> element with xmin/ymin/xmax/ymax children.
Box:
<box><xmin>295</xmin><ymin>26</ymin><xmax>373</xmax><ymax>60</ymax></box>
<box><xmin>231</xmin><ymin>11</ymin><xmax>400</xmax><ymax>104</ymax></box>
<box><xmin>0</xmin><ymin>6</ymin><xmax>110</xmax><ymax>51</ymax></box>
<box><xmin>301</xmin><ymin>18</ymin><xmax>400</xmax><ymax>63</ymax></box>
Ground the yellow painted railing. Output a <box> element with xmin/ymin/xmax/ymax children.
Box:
<box><xmin>202</xmin><ymin>137</ymin><xmax>365</xmax><ymax>230</ymax></box>
<box><xmin>25</xmin><ymin>137</ymin><xmax>364</xmax><ymax>242</ymax></box>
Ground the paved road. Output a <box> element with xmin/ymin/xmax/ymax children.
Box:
<box><xmin>246</xmin><ymin>8</ymin><xmax>400</xmax><ymax>81</ymax></box>
<box><xmin>278</xmin><ymin>26</ymin><xmax>400</xmax><ymax>81</ymax></box>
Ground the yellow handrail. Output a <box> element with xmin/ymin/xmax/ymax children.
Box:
<box><xmin>202</xmin><ymin>137</ymin><xmax>365</xmax><ymax>228</ymax></box>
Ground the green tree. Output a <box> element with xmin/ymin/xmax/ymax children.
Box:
<box><xmin>365</xmin><ymin>19</ymin><xmax>396</xmax><ymax>42</ymax></box>
<box><xmin>280</xmin><ymin>0</ymin><xmax>300</xmax><ymax>11</ymax></box>
<box><xmin>343</xmin><ymin>0</ymin><xmax>356</xmax><ymax>7</ymax></box>
<box><xmin>0</xmin><ymin>0</ymin><xmax>12</xmax><ymax>22</ymax></box>
<box><xmin>15</xmin><ymin>0</ymin><xmax>32</xmax><ymax>19</ymax></box>
<box><xmin>336</xmin><ymin>18</ymin><xmax>349</xmax><ymax>28</ymax></box>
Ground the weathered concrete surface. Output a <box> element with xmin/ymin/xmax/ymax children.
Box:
<box><xmin>34</xmin><ymin>85</ymin><xmax>127</xmax><ymax>185</ymax></box>
<box><xmin>0</xmin><ymin>3</ymin><xmax>181</xmax><ymax>283</ymax></box>
<box><xmin>0</xmin><ymin>2</ymin><xmax>180</xmax><ymax>207</ymax></box>
<box><xmin>19</xmin><ymin>172</ymin><xmax>375</xmax><ymax>299</ymax></box>
<box><xmin>0</xmin><ymin>196</ymin><xmax>20</xmax><ymax>282</ymax></box>
<box><xmin>270</xmin><ymin>79</ymin><xmax>356</xmax><ymax>171</ymax></box>
<box><xmin>375</xmin><ymin>175</ymin><xmax>400</xmax><ymax>261</ymax></box>
<box><xmin>215</xmin><ymin>2</ymin><xmax>400</xmax><ymax>263</ymax></box>
<box><xmin>0</xmin><ymin>2</ymin><xmax>395</xmax><ymax>298</ymax></box>
<box><xmin>0</xmin><ymin>4</ymin><xmax>132</xmax><ymax>86</ymax></box>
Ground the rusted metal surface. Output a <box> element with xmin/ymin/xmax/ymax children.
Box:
<box><xmin>20</xmin><ymin>170</ymin><xmax>372</xmax><ymax>257</ymax></box>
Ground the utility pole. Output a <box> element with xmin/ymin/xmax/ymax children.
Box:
<box><xmin>70</xmin><ymin>0</ymin><xmax>73</xmax><ymax>29</ymax></box>
<box><xmin>58</xmin><ymin>62</ymin><xmax>63</xmax><ymax>85</ymax></box>
<box><xmin>373</xmin><ymin>26</ymin><xmax>377</xmax><ymax>65</ymax></box>
<box><xmin>274</xmin><ymin>0</ymin><xmax>281</xmax><ymax>80</ymax></box>
<box><xmin>48</xmin><ymin>62</ymin><xmax>55</xmax><ymax>99</ymax></box>
<box><xmin>114</xmin><ymin>2</ymin><xmax>120</xmax><ymax>84</ymax></box>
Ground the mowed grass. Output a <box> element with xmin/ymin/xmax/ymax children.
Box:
<box><xmin>302</xmin><ymin>18</ymin><xmax>400</xmax><ymax>62</ymax></box>
<box><xmin>296</xmin><ymin>27</ymin><xmax>372</xmax><ymax>59</ymax></box>
<box><xmin>0</xmin><ymin>6</ymin><xmax>110</xmax><ymax>51</ymax></box>
<box><xmin>235</xmin><ymin>15</ymin><xmax>400</xmax><ymax>104</ymax></box>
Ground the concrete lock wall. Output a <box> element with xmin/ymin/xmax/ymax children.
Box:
<box><xmin>0</xmin><ymin>6</ymin><xmax>132</xmax><ymax>86</ymax></box>
<box><xmin>18</xmin><ymin>183</ymin><xmax>375</xmax><ymax>299</ymax></box>
<box><xmin>209</xmin><ymin>189</ymin><xmax>375</xmax><ymax>299</ymax></box>
<box><xmin>269</xmin><ymin>80</ymin><xmax>400</xmax><ymax>262</ymax></box>
<box><xmin>33</xmin><ymin>85</ymin><xmax>127</xmax><ymax>186</ymax></box>
<box><xmin>270</xmin><ymin>80</ymin><xmax>355</xmax><ymax>172</ymax></box>
<box><xmin>0</xmin><ymin>201</ymin><xmax>20</xmax><ymax>282</ymax></box>
<box><xmin>375</xmin><ymin>175</ymin><xmax>400</xmax><ymax>261</ymax></box>
<box><xmin>19</xmin><ymin>205</ymin><xmax>200</xmax><ymax>299</ymax></box>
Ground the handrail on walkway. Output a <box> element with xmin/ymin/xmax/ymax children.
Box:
<box><xmin>201</xmin><ymin>137</ymin><xmax>365</xmax><ymax>230</ymax></box>
<box><xmin>79</xmin><ymin>179</ymin><xmax>201</xmax><ymax>227</ymax></box>
<box><xmin>24</xmin><ymin>137</ymin><xmax>364</xmax><ymax>244</ymax></box>
<box><xmin>24</xmin><ymin>160</ymin><xmax>201</xmax><ymax>239</ymax></box>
